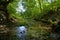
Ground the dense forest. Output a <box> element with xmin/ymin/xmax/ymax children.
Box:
<box><xmin>0</xmin><ymin>0</ymin><xmax>60</xmax><ymax>40</ymax></box>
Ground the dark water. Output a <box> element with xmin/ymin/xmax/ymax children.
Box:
<box><xmin>49</xmin><ymin>33</ymin><xmax>60</xmax><ymax>40</ymax></box>
<box><xmin>0</xmin><ymin>26</ymin><xmax>60</xmax><ymax>40</ymax></box>
<box><xmin>0</xmin><ymin>26</ymin><xmax>27</xmax><ymax>40</ymax></box>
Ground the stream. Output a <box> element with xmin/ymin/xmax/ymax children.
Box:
<box><xmin>0</xmin><ymin>25</ymin><xmax>60</xmax><ymax>40</ymax></box>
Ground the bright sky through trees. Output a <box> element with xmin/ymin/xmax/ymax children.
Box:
<box><xmin>16</xmin><ymin>0</ymin><xmax>55</xmax><ymax>13</ymax></box>
<box><xmin>16</xmin><ymin>0</ymin><xmax>26</xmax><ymax>13</ymax></box>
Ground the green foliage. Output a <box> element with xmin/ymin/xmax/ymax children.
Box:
<box><xmin>0</xmin><ymin>0</ymin><xmax>60</xmax><ymax>40</ymax></box>
<box><xmin>7</xmin><ymin>0</ymin><xmax>60</xmax><ymax>20</ymax></box>
<box><xmin>6</xmin><ymin>0</ymin><xmax>60</xmax><ymax>26</ymax></box>
<box><xmin>7</xmin><ymin>0</ymin><xmax>18</xmax><ymax>14</ymax></box>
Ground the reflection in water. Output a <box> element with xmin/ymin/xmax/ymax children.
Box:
<box><xmin>0</xmin><ymin>25</ymin><xmax>60</xmax><ymax>40</ymax></box>
<box><xmin>16</xmin><ymin>26</ymin><xmax>27</xmax><ymax>40</ymax></box>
